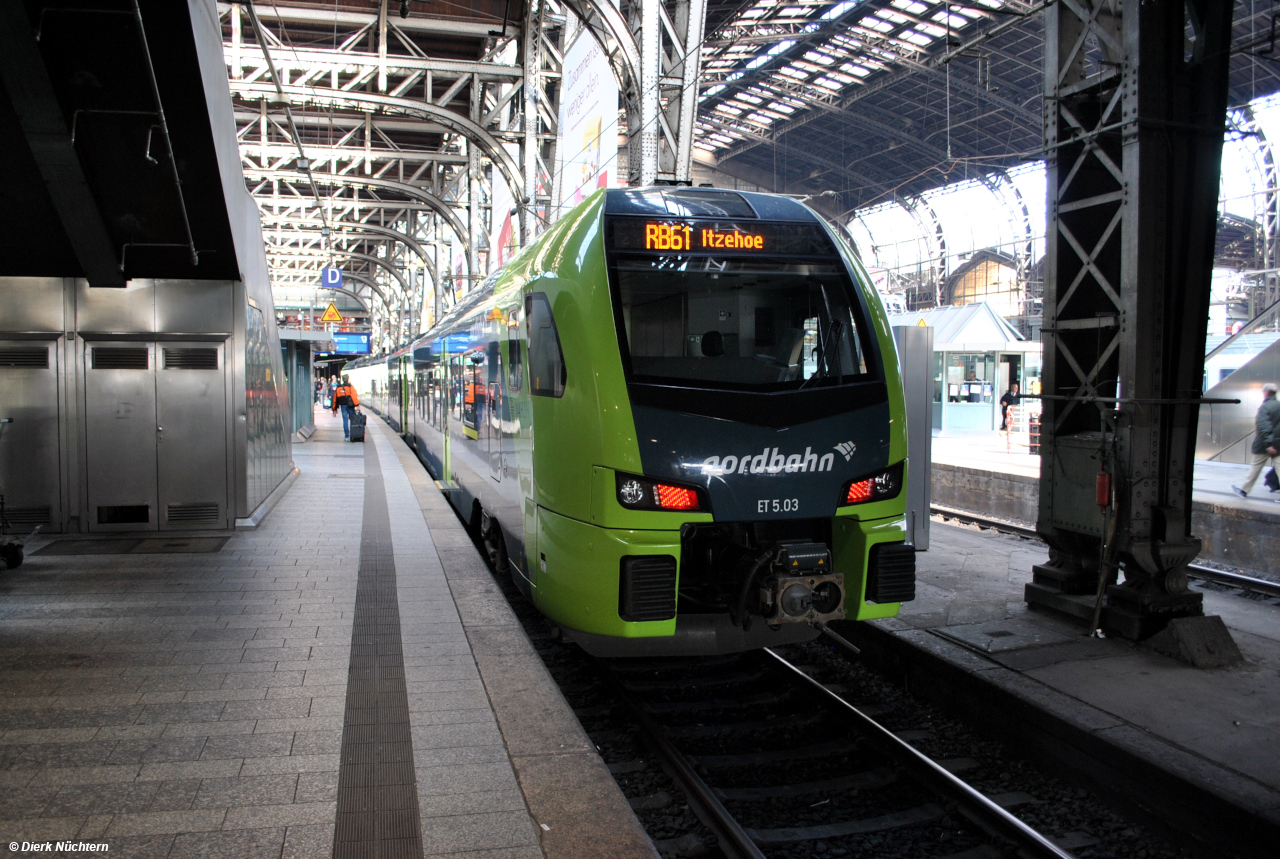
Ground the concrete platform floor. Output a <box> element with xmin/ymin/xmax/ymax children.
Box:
<box><xmin>0</xmin><ymin>411</ymin><xmax>654</xmax><ymax>858</ymax></box>
<box><xmin>880</xmin><ymin>520</ymin><xmax>1280</xmax><ymax>834</ymax></box>
<box><xmin>932</xmin><ymin>433</ymin><xmax>1280</xmax><ymax>518</ymax></box>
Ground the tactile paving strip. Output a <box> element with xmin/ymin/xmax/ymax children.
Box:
<box><xmin>334</xmin><ymin>440</ymin><xmax>425</xmax><ymax>858</ymax></box>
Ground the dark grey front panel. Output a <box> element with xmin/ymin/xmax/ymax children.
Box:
<box><xmin>631</xmin><ymin>403</ymin><xmax>893</xmax><ymax>521</ymax></box>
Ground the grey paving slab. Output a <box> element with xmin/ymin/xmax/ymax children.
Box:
<box><xmin>373</xmin><ymin>420</ymin><xmax>657</xmax><ymax>859</ymax></box>
<box><xmin>3</xmin><ymin>413</ymin><xmax>360</xmax><ymax>854</ymax></box>
<box><xmin>902</xmin><ymin>522</ymin><xmax>1280</xmax><ymax>792</ymax></box>
<box><xmin>0</xmin><ymin>410</ymin><xmax>653</xmax><ymax>858</ymax></box>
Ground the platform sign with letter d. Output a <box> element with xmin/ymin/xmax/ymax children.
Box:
<box><xmin>321</xmin><ymin>266</ymin><xmax>342</xmax><ymax>289</ymax></box>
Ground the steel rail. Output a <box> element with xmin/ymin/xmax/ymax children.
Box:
<box><xmin>601</xmin><ymin>651</ymin><xmax>1074</xmax><ymax>859</ymax></box>
<box><xmin>764</xmin><ymin>648</ymin><xmax>1075</xmax><ymax>859</ymax></box>
<box><xmin>930</xmin><ymin>505</ymin><xmax>1280</xmax><ymax>599</ymax></box>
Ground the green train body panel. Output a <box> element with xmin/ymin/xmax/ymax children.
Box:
<box><xmin>346</xmin><ymin>187</ymin><xmax>913</xmax><ymax>655</ymax></box>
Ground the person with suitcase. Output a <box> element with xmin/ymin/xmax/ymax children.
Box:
<box><xmin>333</xmin><ymin>375</ymin><xmax>361</xmax><ymax>440</ymax></box>
<box><xmin>349</xmin><ymin>409</ymin><xmax>367</xmax><ymax>443</ymax></box>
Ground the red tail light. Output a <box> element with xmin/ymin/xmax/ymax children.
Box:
<box><xmin>845</xmin><ymin>479</ymin><xmax>873</xmax><ymax>504</ymax></box>
<box><xmin>656</xmin><ymin>484</ymin><xmax>700</xmax><ymax>511</ymax></box>
<box><xmin>616</xmin><ymin>472</ymin><xmax>707</xmax><ymax>512</ymax></box>
<box><xmin>839</xmin><ymin>462</ymin><xmax>905</xmax><ymax>506</ymax></box>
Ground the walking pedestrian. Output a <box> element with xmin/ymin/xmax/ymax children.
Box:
<box><xmin>999</xmin><ymin>382</ymin><xmax>1021</xmax><ymax>431</ymax></box>
<box><xmin>333</xmin><ymin>375</ymin><xmax>361</xmax><ymax>439</ymax></box>
<box><xmin>329</xmin><ymin>378</ymin><xmax>340</xmax><ymax>417</ymax></box>
<box><xmin>1232</xmin><ymin>382</ymin><xmax>1280</xmax><ymax>498</ymax></box>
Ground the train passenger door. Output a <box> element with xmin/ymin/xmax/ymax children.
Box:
<box><xmin>487</xmin><ymin>339</ymin><xmax>502</xmax><ymax>481</ymax></box>
<box><xmin>504</xmin><ymin>315</ymin><xmax>522</xmax><ymax>484</ymax></box>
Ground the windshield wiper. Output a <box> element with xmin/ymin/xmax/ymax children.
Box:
<box><xmin>799</xmin><ymin>284</ymin><xmax>844</xmax><ymax>389</ymax></box>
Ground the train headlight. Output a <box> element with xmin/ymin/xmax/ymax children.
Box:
<box><xmin>840</xmin><ymin>462</ymin><xmax>904</xmax><ymax>506</ymax></box>
<box><xmin>615</xmin><ymin>472</ymin><xmax>706</xmax><ymax>512</ymax></box>
<box><xmin>618</xmin><ymin>478</ymin><xmax>647</xmax><ymax>506</ymax></box>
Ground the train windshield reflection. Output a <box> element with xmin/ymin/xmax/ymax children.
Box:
<box><xmin>609</xmin><ymin>255</ymin><xmax>870</xmax><ymax>392</ymax></box>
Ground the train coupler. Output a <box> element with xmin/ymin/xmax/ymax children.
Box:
<box><xmin>757</xmin><ymin>542</ymin><xmax>845</xmax><ymax>625</ymax></box>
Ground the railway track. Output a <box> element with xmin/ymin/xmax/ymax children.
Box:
<box><xmin>602</xmin><ymin>648</ymin><xmax>1076</xmax><ymax>859</ymax></box>
<box><xmin>932</xmin><ymin>504</ymin><xmax>1280</xmax><ymax>600</ymax></box>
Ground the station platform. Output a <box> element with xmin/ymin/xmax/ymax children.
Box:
<box><xmin>930</xmin><ymin>434</ymin><xmax>1280</xmax><ymax>577</ymax></box>
<box><xmin>0</xmin><ymin>412</ymin><xmax>654</xmax><ymax>858</ymax></box>
<box><xmin>842</xmin><ymin>519</ymin><xmax>1280</xmax><ymax>857</ymax></box>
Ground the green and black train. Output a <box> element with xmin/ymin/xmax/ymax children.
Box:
<box><xmin>346</xmin><ymin>186</ymin><xmax>915</xmax><ymax>656</ymax></box>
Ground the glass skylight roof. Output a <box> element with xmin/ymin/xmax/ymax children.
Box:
<box><xmin>695</xmin><ymin>0</ymin><xmax>1006</xmax><ymax>152</ymax></box>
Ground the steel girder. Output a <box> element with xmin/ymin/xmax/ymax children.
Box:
<box><xmin>244</xmin><ymin>169</ymin><xmax>469</xmax><ymax>258</ymax></box>
<box><xmin>267</xmin><ymin>249</ymin><xmax>408</xmax><ymax>300</ymax></box>
<box><xmin>260</xmin><ymin>216</ymin><xmax>434</xmax><ymax>268</ymax></box>
<box><xmin>229</xmin><ymin>81</ymin><xmax>525</xmax><ymax>198</ymax></box>
<box><xmin>1029</xmin><ymin>0</ymin><xmax>1234</xmax><ymax>640</ymax></box>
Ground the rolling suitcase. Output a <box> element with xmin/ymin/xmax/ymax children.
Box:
<box><xmin>349</xmin><ymin>411</ymin><xmax>367</xmax><ymax>443</ymax></box>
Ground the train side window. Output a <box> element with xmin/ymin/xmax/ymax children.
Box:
<box><xmin>526</xmin><ymin>292</ymin><xmax>566</xmax><ymax>398</ymax></box>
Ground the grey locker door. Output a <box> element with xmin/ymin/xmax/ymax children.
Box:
<box><xmin>0</xmin><ymin>341</ymin><xmax>61</xmax><ymax>533</ymax></box>
<box><xmin>157</xmin><ymin>343</ymin><xmax>228</xmax><ymax>529</ymax></box>
<box><xmin>85</xmin><ymin>343</ymin><xmax>158</xmax><ymax>531</ymax></box>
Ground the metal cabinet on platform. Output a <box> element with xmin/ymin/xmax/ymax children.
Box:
<box><xmin>0</xmin><ymin>338</ymin><xmax>62</xmax><ymax>533</ymax></box>
<box><xmin>84</xmin><ymin>340</ymin><xmax>229</xmax><ymax>531</ymax></box>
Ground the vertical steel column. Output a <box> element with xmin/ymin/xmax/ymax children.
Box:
<box><xmin>468</xmin><ymin>74</ymin><xmax>482</xmax><ymax>290</ymax></box>
<box><xmin>521</xmin><ymin>0</ymin><xmax>541</xmax><ymax>245</ymax></box>
<box><xmin>666</xmin><ymin>0</ymin><xmax>705</xmax><ymax>184</ymax></box>
<box><xmin>377</xmin><ymin>0</ymin><xmax>388</xmax><ymax>93</ymax></box>
<box><xmin>1030</xmin><ymin>0</ymin><xmax>1234</xmax><ymax>639</ymax></box>
<box><xmin>637</xmin><ymin>0</ymin><xmax>660</xmax><ymax>186</ymax></box>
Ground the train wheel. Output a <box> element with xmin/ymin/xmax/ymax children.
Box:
<box><xmin>1</xmin><ymin>544</ymin><xmax>23</xmax><ymax>570</ymax></box>
<box><xmin>480</xmin><ymin>513</ymin><xmax>509</xmax><ymax>576</ymax></box>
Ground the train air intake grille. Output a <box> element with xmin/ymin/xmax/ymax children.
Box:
<box><xmin>619</xmin><ymin>555</ymin><xmax>678</xmax><ymax>622</ymax></box>
<box><xmin>0</xmin><ymin>348</ymin><xmax>49</xmax><ymax>368</ymax></box>
<box><xmin>867</xmin><ymin>543</ymin><xmax>916</xmax><ymax>604</ymax></box>
<box><xmin>167</xmin><ymin>503</ymin><xmax>220</xmax><ymax>523</ymax></box>
<box><xmin>164</xmin><ymin>348</ymin><xmax>218</xmax><ymax>370</ymax></box>
<box><xmin>92</xmin><ymin>348</ymin><xmax>148</xmax><ymax>370</ymax></box>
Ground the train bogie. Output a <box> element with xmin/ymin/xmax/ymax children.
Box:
<box><xmin>348</xmin><ymin>187</ymin><xmax>916</xmax><ymax>657</ymax></box>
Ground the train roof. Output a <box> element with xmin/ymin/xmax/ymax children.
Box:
<box><xmin>603</xmin><ymin>187</ymin><xmax>819</xmax><ymax>223</ymax></box>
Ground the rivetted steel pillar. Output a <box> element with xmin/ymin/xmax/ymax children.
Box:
<box><xmin>1029</xmin><ymin>0</ymin><xmax>1234</xmax><ymax>639</ymax></box>
<box><xmin>521</xmin><ymin>0</ymin><xmax>541</xmax><ymax>245</ymax></box>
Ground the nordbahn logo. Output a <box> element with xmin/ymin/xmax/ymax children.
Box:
<box><xmin>700</xmin><ymin>442</ymin><xmax>855</xmax><ymax>477</ymax></box>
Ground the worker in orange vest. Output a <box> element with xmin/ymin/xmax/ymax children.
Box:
<box><xmin>333</xmin><ymin>375</ymin><xmax>361</xmax><ymax>439</ymax></box>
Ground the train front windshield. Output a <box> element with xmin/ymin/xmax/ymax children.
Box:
<box><xmin>607</xmin><ymin>219</ymin><xmax>875</xmax><ymax>392</ymax></box>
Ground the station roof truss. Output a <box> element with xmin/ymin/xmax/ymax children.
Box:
<box><xmin>219</xmin><ymin>0</ymin><xmax>565</xmax><ymax>348</ymax></box>
<box><xmin>695</xmin><ymin>0</ymin><xmax>1280</xmax><ymax>210</ymax></box>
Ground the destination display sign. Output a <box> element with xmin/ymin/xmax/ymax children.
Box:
<box><xmin>609</xmin><ymin>218</ymin><xmax>834</xmax><ymax>256</ymax></box>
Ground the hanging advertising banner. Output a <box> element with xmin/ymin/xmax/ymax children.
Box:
<box><xmin>490</xmin><ymin>143</ymin><xmax>521</xmax><ymax>267</ymax></box>
<box><xmin>555</xmin><ymin>30</ymin><xmax>618</xmax><ymax>220</ymax></box>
